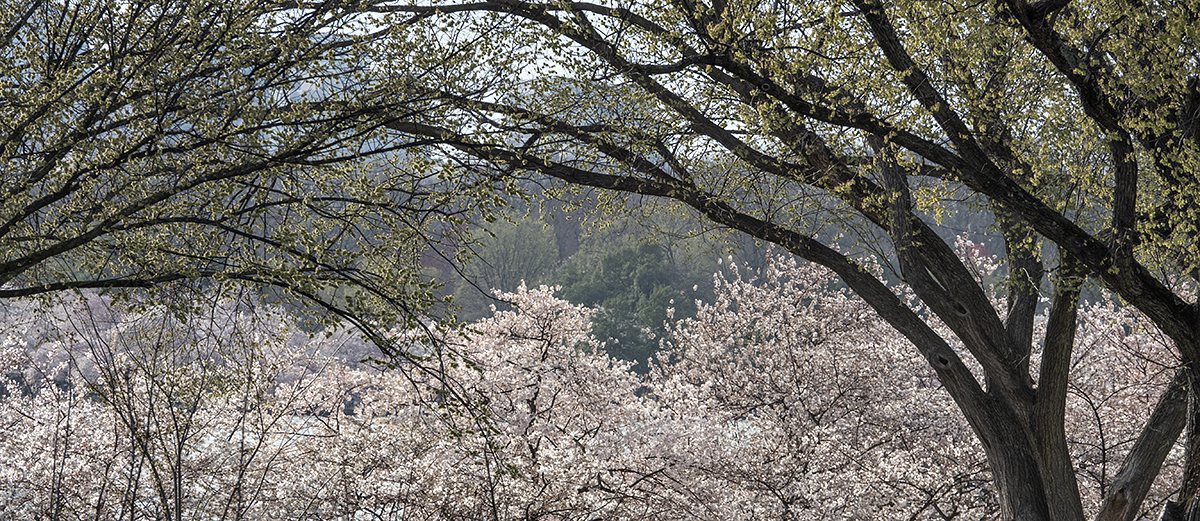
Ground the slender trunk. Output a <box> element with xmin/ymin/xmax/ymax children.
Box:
<box><xmin>1162</xmin><ymin>368</ymin><xmax>1200</xmax><ymax>521</ymax></box>
<box><xmin>1093</xmin><ymin>368</ymin><xmax>1188</xmax><ymax>521</ymax></box>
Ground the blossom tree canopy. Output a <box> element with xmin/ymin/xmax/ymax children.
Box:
<box><xmin>1</xmin><ymin>253</ymin><xmax>1184</xmax><ymax>520</ymax></box>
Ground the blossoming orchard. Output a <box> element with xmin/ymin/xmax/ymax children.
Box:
<box><xmin>1</xmin><ymin>251</ymin><xmax>1181</xmax><ymax>520</ymax></box>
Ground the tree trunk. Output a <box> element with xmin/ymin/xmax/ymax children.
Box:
<box><xmin>1161</xmin><ymin>368</ymin><xmax>1200</xmax><ymax>521</ymax></box>
<box><xmin>969</xmin><ymin>397</ymin><xmax>1086</xmax><ymax>521</ymax></box>
<box><xmin>1093</xmin><ymin>369</ymin><xmax>1188</xmax><ymax>521</ymax></box>
<box><xmin>984</xmin><ymin>441</ymin><xmax>1055</xmax><ymax>521</ymax></box>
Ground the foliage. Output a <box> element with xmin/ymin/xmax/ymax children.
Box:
<box><xmin>0</xmin><ymin>289</ymin><xmax>343</xmax><ymax>520</ymax></box>
<box><xmin>554</xmin><ymin>241</ymin><xmax>702</xmax><ymax>370</ymax></box>
<box><xmin>0</xmin><ymin>0</ymin><xmax>483</xmax><ymax>351</ymax></box>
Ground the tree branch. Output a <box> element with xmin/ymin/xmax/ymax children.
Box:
<box><xmin>1093</xmin><ymin>368</ymin><xmax>1189</xmax><ymax>521</ymax></box>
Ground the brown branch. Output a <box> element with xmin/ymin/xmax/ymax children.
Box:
<box><xmin>1093</xmin><ymin>369</ymin><xmax>1188</xmax><ymax>521</ymax></box>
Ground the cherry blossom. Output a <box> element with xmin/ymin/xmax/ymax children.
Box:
<box><xmin>0</xmin><ymin>261</ymin><xmax>1184</xmax><ymax>520</ymax></box>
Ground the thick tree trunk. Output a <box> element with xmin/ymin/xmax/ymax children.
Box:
<box><xmin>878</xmin><ymin>138</ymin><xmax>1076</xmax><ymax>521</ymax></box>
<box><xmin>970</xmin><ymin>396</ymin><xmax>1085</xmax><ymax>521</ymax></box>
<box><xmin>981</xmin><ymin>436</ymin><xmax>1054</xmax><ymax>520</ymax></box>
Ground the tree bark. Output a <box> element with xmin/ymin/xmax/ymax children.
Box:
<box><xmin>1162</xmin><ymin>364</ymin><xmax>1200</xmax><ymax>521</ymax></box>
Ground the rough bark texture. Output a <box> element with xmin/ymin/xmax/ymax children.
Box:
<box><xmin>1168</xmin><ymin>366</ymin><xmax>1200</xmax><ymax>521</ymax></box>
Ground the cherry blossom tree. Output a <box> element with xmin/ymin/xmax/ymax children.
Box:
<box><xmin>0</xmin><ymin>286</ymin><xmax>679</xmax><ymax>520</ymax></box>
<box><xmin>0</xmin><ymin>290</ymin><xmax>353</xmax><ymax>520</ymax></box>
<box><xmin>654</xmin><ymin>255</ymin><xmax>997</xmax><ymax>519</ymax></box>
<box><xmin>0</xmin><ymin>258</ymin><xmax>1184</xmax><ymax>520</ymax></box>
<box><xmin>654</xmin><ymin>251</ymin><xmax>1184</xmax><ymax>519</ymax></box>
